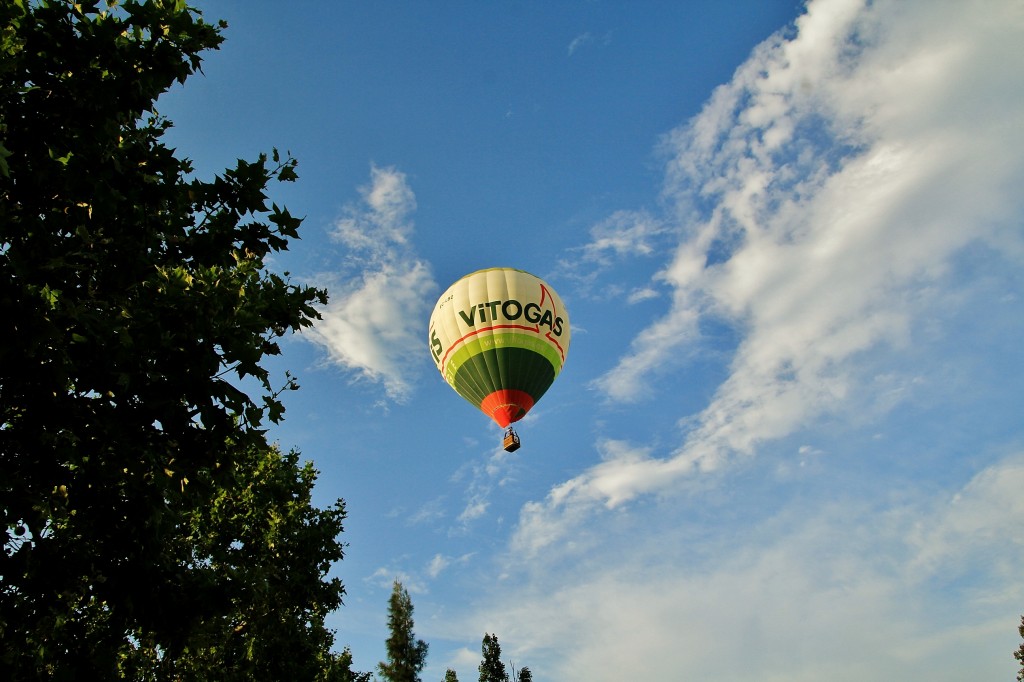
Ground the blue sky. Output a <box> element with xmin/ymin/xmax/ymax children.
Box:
<box><xmin>161</xmin><ymin>1</ymin><xmax>1024</xmax><ymax>679</ymax></box>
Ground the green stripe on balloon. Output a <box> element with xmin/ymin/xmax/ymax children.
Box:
<box><xmin>450</xmin><ymin>347</ymin><xmax>555</xmax><ymax>411</ymax></box>
<box><xmin>444</xmin><ymin>331</ymin><xmax>564</xmax><ymax>381</ymax></box>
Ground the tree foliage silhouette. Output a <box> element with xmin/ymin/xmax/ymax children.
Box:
<box><xmin>0</xmin><ymin>1</ymin><xmax>355</xmax><ymax>678</ymax></box>
<box><xmin>478</xmin><ymin>633</ymin><xmax>508</xmax><ymax>682</ymax></box>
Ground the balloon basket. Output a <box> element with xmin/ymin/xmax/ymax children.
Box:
<box><xmin>502</xmin><ymin>427</ymin><xmax>521</xmax><ymax>452</ymax></box>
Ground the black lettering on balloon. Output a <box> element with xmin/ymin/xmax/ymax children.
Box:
<box><xmin>502</xmin><ymin>299</ymin><xmax>523</xmax><ymax>320</ymax></box>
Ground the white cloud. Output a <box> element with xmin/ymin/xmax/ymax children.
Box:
<box><xmin>452</xmin><ymin>448</ymin><xmax>520</xmax><ymax>530</ymax></box>
<box><xmin>306</xmin><ymin>165</ymin><xmax>437</xmax><ymax>402</ymax></box>
<box><xmin>427</xmin><ymin>552</ymin><xmax>474</xmax><ymax>580</ymax></box>
<box><xmin>567</xmin><ymin>0</ymin><xmax>1024</xmax><ymax>499</ymax></box>
<box><xmin>567</xmin><ymin>32</ymin><xmax>593</xmax><ymax>57</ymax></box>
<box><xmin>332</xmin><ymin>164</ymin><xmax>417</xmax><ymax>257</ymax></box>
<box><xmin>408</xmin><ymin>496</ymin><xmax>446</xmax><ymax>526</ymax></box>
<box><xmin>907</xmin><ymin>457</ymin><xmax>1024</xmax><ymax>580</ymax></box>
<box><xmin>559</xmin><ymin>210</ymin><xmax>672</xmax><ymax>298</ymax></box>
<box><xmin>456</xmin><ymin>497</ymin><xmax>489</xmax><ymax>525</ymax></box>
<box><xmin>366</xmin><ymin>567</ymin><xmax>427</xmax><ymax>595</ymax></box>
<box><xmin>626</xmin><ymin>287</ymin><xmax>658</xmax><ymax>304</ymax></box>
<box><xmin>426</xmin><ymin>553</ymin><xmax>450</xmax><ymax>579</ymax></box>
<box><xmin>588</xmin><ymin>299</ymin><xmax>700</xmax><ymax>402</ymax></box>
<box><xmin>567</xmin><ymin>31</ymin><xmax>611</xmax><ymax>57</ymax></box>
<box><xmin>581</xmin><ymin>210</ymin><xmax>665</xmax><ymax>261</ymax></box>
<box><xmin>446</xmin><ymin>646</ymin><xmax>482</xmax><ymax>674</ymax></box>
<box><xmin>488</xmin><ymin>454</ymin><xmax>1024</xmax><ymax>681</ymax></box>
<box><xmin>495</xmin><ymin>9</ymin><xmax>1024</xmax><ymax>680</ymax></box>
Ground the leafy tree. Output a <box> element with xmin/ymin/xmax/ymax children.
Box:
<box><xmin>478</xmin><ymin>633</ymin><xmax>508</xmax><ymax>682</ymax></box>
<box><xmin>444</xmin><ymin>669</ymin><xmax>460</xmax><ymax>682</ymax></box>
<box><xmin>515</xmin><ymin>667</ymin><xmax>532</xmax><ymax>682</ymax></box>
<box><xmin>0</xmin><ymin>0</ymin><xmax>349</xmax><ymax>678</ymax></box>
<box><xmin>1015</xmin><ymin>615</ymin><xmax>1024</xmax><ymax>682</ymax></box>
<box><xmin>339</xmin><ymin>647</ymin><xmax>374</xmax><ymax>682</ymax></box>
<box><xmin>117</xmin><ymin>443</ymin><xmax>352</xmax><ymax>680</ymax></box>
<box><xmin>378</xmin><ymin>580</ymin><xmax>429</xmax><ymax>682</ymax></box>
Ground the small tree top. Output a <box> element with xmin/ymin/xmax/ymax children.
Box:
<box><xmin>378</xmin><ymin>581</ymin><xmax>429</xmax><ymax>682</ymax></box>
<box><xmin>478</xmin><ymin>633</ymin><xmax>508</xmax><ymax>682</ymax></box>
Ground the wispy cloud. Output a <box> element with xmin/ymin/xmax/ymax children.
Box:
<box><xmin>333</xmin><ymin>164</ymin><xmax>416</xmax><ymax>258</ymax></box>
<box><xmin>366</xmin><ymin>567</ymin><xmax>427</xmax><ymax>595</ymax></box>
<box><xmin>489</xmin><ymin>11</ymin><xmax>1024</xmax><ymax>679</ymax></box>
<box><xmin>306</xmin><ymin>165</ymin><xmax>437</xmax><ymax>402</ymax></box>
<box><xmin>567</xmin><ymin>32</ymin><xmax>593</xmax><ymax>56</ymax></box>
<box><xmin>408</xmin><ymin>496</ymin><xmax>446</xmax><ymax>526</ymax></box>
<box><xmin>427</xmin><ymin>552</ymin><xmax>474</xmax><ymax>579</ymax></box>
<box><xmin>487</xmin><ymin>454</ymin><xmax>1024</xmax><ymax>680</ymax></box>
<box><xmin>427</xmin><ymin>553</ymin><xmax>450</xmax><ymax>579</ymax></box>
<box><xmin>543</xmin><ymin>0</ymin><xmax>1024</xmax><ymax>525</ymax></box>
<box><xmin>567</xmin><ymin>30</ymin><xmax>612</xmax><ymax>57</ymax></box>
<box><xmin>369</xmin><ymin>553</ymin><xmax>475</xmax><ymax>598</ymax></box>
<box><xmin>558</xmin><ymin>209</ymin><xmax>673</xmax><ymax>302</ymax></box>
<box><xmin>575</xmin><ymin>210</ymin><xmax>667</xmax><ymax>264</ymax></box>
<box><xmin>451</xmin><ymin>448</ymin><xmax>520</xmax><ymax>532</ymax></box>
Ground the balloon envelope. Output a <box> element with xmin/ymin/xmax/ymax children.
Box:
<box><xmin>428</xmin><ymin>268</ymin><xmax>570</xmax><ymax>428</ymax></box>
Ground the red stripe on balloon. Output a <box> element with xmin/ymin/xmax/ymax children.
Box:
<box><xmin>440</xmin><ymin>323</ymin><xmax>541</xmax><ymax>373</ymax></box>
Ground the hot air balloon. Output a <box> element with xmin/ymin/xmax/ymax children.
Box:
<box><xmin>428</xmin><ymin>267</ymin><xmax>570</xmax><ymax>451</ymax></box>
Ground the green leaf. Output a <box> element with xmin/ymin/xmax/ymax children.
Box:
<box><xmin>48</xmin><ymin>148</ymin><xmax>73</xmax><ymax>166</ymax></box>
<box><xmin>0</xmin><ymin>141</ymin><xmax>11</xmax><ymax>177</ymax></box>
